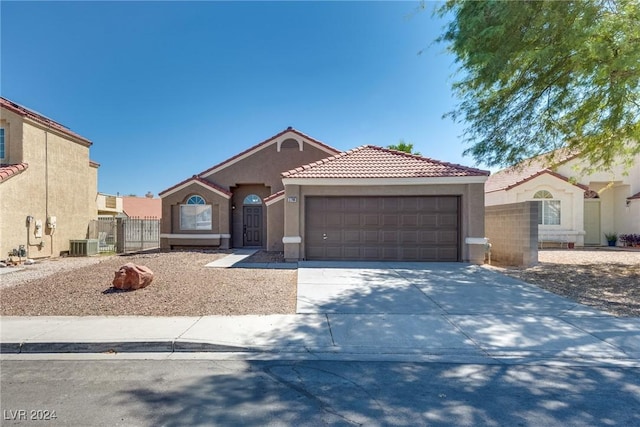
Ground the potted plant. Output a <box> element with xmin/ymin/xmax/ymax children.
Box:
<box><xmin>604</xmin><ymin>232</ymin><xmax>618</xmax><ymax>247</ymax></box>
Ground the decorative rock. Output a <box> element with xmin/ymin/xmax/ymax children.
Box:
<box><xmin>112</xmin><ymin>263</ymin><xmax>154</xmax><ymax>290</ymax></box>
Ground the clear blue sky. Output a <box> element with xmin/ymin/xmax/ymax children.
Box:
<box><xmin>1</xmin><ymin>1</ymin><xmax>483</xmax><ymax>197</ymax></box>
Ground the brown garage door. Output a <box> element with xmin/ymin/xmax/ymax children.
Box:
<box><xmin>305</xmin><ymin>196</ymin><xmax>460</xmax><ymax>261</ymax></box>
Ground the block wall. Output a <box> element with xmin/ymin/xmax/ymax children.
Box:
<box><xmin>485</xmin><ymin>202</ymin><xmax>538</xmax><ymax>266</ymax></box>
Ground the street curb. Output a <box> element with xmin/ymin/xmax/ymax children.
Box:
<box><xmin>1</xmin><ymin>341</ymin><xmax>252</xmax><ymax>354</ymax></box>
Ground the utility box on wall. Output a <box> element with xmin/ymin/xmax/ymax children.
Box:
<box><xmin>69</xmin><ymin>239</ymin><xmax>99</xmax><ymax>257</ymax></box>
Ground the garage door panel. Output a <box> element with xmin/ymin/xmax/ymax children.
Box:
<box><xmin>400</xmin><ymin>197</ymin><xmax>419</xmax><ymax>211</ymax></box>
<box><xmin>382</xmin><ymin>198</ymin><xmax>399</xmax><ymax>211</ymax></box>
<box><xmin>363</xmin><ymin>230</ymin><xmax>378</xmax><ymax>242</ymax></box>
<box><xmin>381</xmin><ymin>230</ymin><xmax>398</xmax><ymax>243</ymax></box>
<box><xmin>383</xmin><ymin>215</ymin><xmax>399</xmax><ymax>226</ymax></box>
<box><xmin>326</xmin><ymin>213</ymin><xmax>342</xmax><ymax>227</ymax></box>
<box><xmin>344</xmin><ymin>214</ymin><xmax>360</xmax><ymax>226</ymax></box>
<box><xmin>362</xmin><ymin>247</ymin><xmax>380</xmax><ymax>259</ymax></box>
<box><xmin>438</xmin><ymin>247</ymin><xmax>459</xmax><ymax>260</ymax></box>
<box><xmin>400</xmin><ymin>215</ymin><xmax>417</xmax><ymax>226</ymax></box>
<box><xmin>439</xmin><ymin>230</ymin><xmax>458</xmax><ymax>244</ymax></box>
<box><xmin>362</xmin><ymin>215</ymin><xmax>380</xmax><ymax>226</ymax></box>
<box><xmin>401</xmin><ymin>230</ymin><xmax>418</xmax><ymax>243</ymax></box>
<box><xmin>344</xmin><ymin>198</ymin><xmax>360</xmax><ymax>210</ymax></box>
<box><xmin>420</xmin><ymin>214</ymin><xmax>438</xmax><ymax>227</ymax></box>
<box><xmin>400</xmin><ymin>247</ymin><xmax>419</xmax><ymax>259</ymax></box>
<box><xmin>438</xmin><ymin>197</ymin><xmax>459</xmax><ymax>211</ymax></box>
<box><xmin>325</xmin><ymin>198</ymin><xmax>343</xmax><ymax>210</ymax></box>
<box><xmin>418</xmin><ymin>230</ymin><xmax>438</xmax><ymax>244</ymax></box>
<box><xmin>382</xmin><ymin>247</ymin><xmax>399</xmax><ymax>259</ymax></box>
<box><xmin>343</xmin><ymin>246</ymin><xmax>361</xmax><ymax>259</ymax></box>
<box><xmin>420</xmin><ymin>247</ymin><xmax>439</xmax><ymax>261</ymax></box>
<box><xmin>439</xmin><ymin>214</ymin><xmax>458</xmax><ymax>227</ymax></box>
<box><xmin>344</xmin><ymin>230</ymin><xmax>361</xmax><ymax>243</ymax></box>
<box><xmin>305</xmin><ymin>196</ymin><xmax>459</xmax><ymax>261</ymax></box>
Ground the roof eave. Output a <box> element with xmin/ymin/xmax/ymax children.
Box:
<box><xmin>282</xmin><ymin>176</ymin><xmax>489</xmax><ymax>186</ymax></box>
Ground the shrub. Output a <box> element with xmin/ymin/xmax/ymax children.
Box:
<box><xmin>619</xmin><ymin>233</ymin><xmax>640</xmax><ymax>247</ymax></box>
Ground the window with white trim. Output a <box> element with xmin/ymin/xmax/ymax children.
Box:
<box><xmin>533</xmin><ymin>190</ymin><xmax>561</xmax><ymax>225</ymax></box>
<box><xmin>180</xmin><ymin>195</ymin><xmax>212</xmax><ymax>230</ymax></box>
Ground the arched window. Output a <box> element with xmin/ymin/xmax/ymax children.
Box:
<box><xmin>180</xmin><ymin>194</ymin><xmax>211</xmax><ymax>230</ymax></box>
<box><xmin>243</xmin><ymin>194</ymin><xmax>262</xmax><ymax>205</ymax></box>
<box><xmin>533</xmin><ymin>190</ymin><xmax>560</xmax><ymax>225</ymax></box>
<box><xmin>186</xmin><ymin>195</ymin><xmax>206</xmax><ymax>205</ymax></box>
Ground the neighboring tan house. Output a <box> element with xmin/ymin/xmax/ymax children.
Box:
<box><xmin>160</xmin><ymin>128</ymin><xmax>489</xmax><ymax>263</ymax></box>
<box><xmin>0</xmin><ymin>97</ymin><xmax>98</xmax><ymax>259</ymax></box>
<box><xmin>122</xmin><ymin>195</ymin><xmax>162</xmax><ymax>219</ymax></box>
<box><xmin>96</xmin><ymin>193</ymin><xmax>124</xmax><ymax>217</ymax></box>
<box><xmin>485</xmin><ymin>151</ymin><xmax>640</xmax><ymax>247</ymax></box>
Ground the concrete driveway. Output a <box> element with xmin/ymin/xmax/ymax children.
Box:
<box><xmin>296</xmin><ymin>261</ymin><xmax>640</xmax><ymax>362</ymax></box>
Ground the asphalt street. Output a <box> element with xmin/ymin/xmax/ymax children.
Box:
<box><xmin>1</xmin><ymin>359</ymin><xmax>639</xmax><ymax>426</ymax></box>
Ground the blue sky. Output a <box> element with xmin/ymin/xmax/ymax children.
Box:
<box><xmin>1</xmin><ymin>1</ymin><xmax>481</xmax><ymax>197</ymax></box>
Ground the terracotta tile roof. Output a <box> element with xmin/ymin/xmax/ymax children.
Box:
<box><xmin>1</xmin><ymin>97</ymin><xmax>92</xmax><ymax>146</ymax></box>
<box><xmin>159</xmin><ymin>175</ymin><xmax>232</xmax><ymax>198</ymax></box>
<box><xmin>198</xmin><ymin>127</ymin><xmax>340</xmax><ymax>177</ymax></box>
<box><xmin>628</xmin><ymin>191</ymin><xmax>640</xmax><ymax>200</ymax></box>
<box><xmin>264</xmin><ymin>190</ymin><xmax>285</xmax><ymax>203</ymax></box>
<box><xmin>122</xmin><ymin>197</ymin><xmax>162</xmax><ymax>218</ymax></box>
<box><xmin>485</xmin><ymin>150</ymin><xmax>580</xmax><ymax>192</ymax></box>
<box><xmin>281</xmin><ymin>145</ymin><xmax>489</xmax><ymax>179</ymax></box>
<box><xmin>0</xmin><ymin>163</ymin><xmax>29</xmax><ymax>182</ymax></box>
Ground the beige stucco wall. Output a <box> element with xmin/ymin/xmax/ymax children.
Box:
<box><xmin>0</xmin><ymin>110</ymin><xmax>97</xmax><ymax>259</ymax></box>
<box><xmin>202</xmin><ymin>138</ymin><xmax>337</xmax><ymax>194</ymax></box>
<box><xmin>266</xmin><ymin>198</ymin><xmax>285</xmax><ymax>252</ymax></box>
<box><xmin>282</xmin><ymin>182</ymin><xmax>486</xmax><ymax>263</ymax></box>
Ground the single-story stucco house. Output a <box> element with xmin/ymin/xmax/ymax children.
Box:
<box><xmin>485</xmin><ymin>151</ymin><xmax>640</xmax><ymax>247</ymax></box>
<box><xmin>159</xmin><ymin>128</ymin><xmax>490</xmax><ymax>263</ymax></box>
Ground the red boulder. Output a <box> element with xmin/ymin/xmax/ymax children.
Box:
<box><xmin>112</xmin><ymin>263</ymin><xmax>154</xmax><ymax>290</ymax></box>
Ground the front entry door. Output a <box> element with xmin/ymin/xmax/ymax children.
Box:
<box><xmin>243</xmin><ymin>206</ymin><xmax>263</xmax><ymax>247</ymax></box>
<box><xmin>584</xmin><ymin>200</ymin><xmax>601</xmax><ymax>245</ymax></box>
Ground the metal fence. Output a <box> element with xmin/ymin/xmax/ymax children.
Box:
<box><xmin>89</xmin><ymin>216</ymin><xmax>160</xmax><ymax>253</ymax></box>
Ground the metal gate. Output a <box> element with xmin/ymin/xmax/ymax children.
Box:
<box><xmin>90</xmin><ymin>217</ymin><xmax>160</xmax><ymax>253</ymax></box>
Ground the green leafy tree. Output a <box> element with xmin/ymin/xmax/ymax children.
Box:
<box><xmin>388</xmin><ymin>140</ymin><xmax>421</xmax><ymax>156</ymax></box>
<box><xmin>435</xmin><ymin>0</ymin><xmax>640</xmax><ymax>171</ymax></box>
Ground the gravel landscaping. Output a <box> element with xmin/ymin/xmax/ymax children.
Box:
<box><xmin>0</xmin><ymin>248</ymin><xmax>638</xmax><ymax>317</ymax></box>
<box><xmin>0</xmin><ymin>251</ymin><xmax>297</xmax><ymax>316</ymax></box>
<box><xmin>493</xmin><ymin>248</ymin><xmax>640</xmax><ymax>317</ymax></box>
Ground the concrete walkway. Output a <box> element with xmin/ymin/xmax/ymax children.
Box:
<box><xmin>1</xmin><ymin>262</ymin><xmax>639</xmax><ymax>365</ymax></box>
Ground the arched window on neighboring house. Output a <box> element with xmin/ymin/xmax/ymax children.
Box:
<box><xmin>533</xmin><ymin>190</ymin><xmax>561</xmax><ymax>225</ymax></box>
<box><xmin>180</xmin><ymin>194</ymin><xmax>212</xmax><ymax>230</ymax></box>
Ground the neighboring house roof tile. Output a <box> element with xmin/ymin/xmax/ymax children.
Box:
<box><xmin>0</xmin><ymin>163</ymin><xmax>29</xmax><ymax>182</ymax></box>
<box><xmin>122</xmin><ymin>197</ymin><xmax>162</xmax><ymax>218</ymax></box>
<box><xmin>485</xmin><ymin>150</ymin><xmax>582</xmax><ymax>193</ymax></box>
<box><xmin>198</xmin><ymin>127</ymin><xmax>340</xmax><ymax>177</ymax></box>
<box><xmin>0</xmin><ymin>97</ymin><xmax>92</xmax><ymax>146</ymax></box>
<box><xmin>159</xmin><ymin>175</ymin><xmax>232</xmax><ymax>198</ymax></box>
<box><xmin>282</xmin><ymin>145</ymin><xmax>490</xmax><ymax>179</ymax></box>
<box><xmin>628</xmin><ymin>191</ymin><xmax>640</xmax><ymax>200</ymax></box>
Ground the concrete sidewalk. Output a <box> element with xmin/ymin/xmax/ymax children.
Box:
<box><xmin>1</xmin><ymin>262</ymin><xmax>639</xmax><ymax>365</ymax></box>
